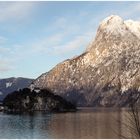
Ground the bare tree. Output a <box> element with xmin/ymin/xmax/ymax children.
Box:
<box><xmin>117</xmin><ymin>89</ymin><xmax>140</xmax><ymax>138</ymax></box>
<box><xmin>126</xmin><ymin>90</ymin><xmax>140</xmax><ymax>138</ymax></box>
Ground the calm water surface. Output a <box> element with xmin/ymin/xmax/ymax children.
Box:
<box><xmin>0</xmin><ymin>108</ymin><xmax>134</xmax><ymax>139</ymax></box>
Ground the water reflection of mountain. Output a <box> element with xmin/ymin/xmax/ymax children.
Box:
<box><xmin>48</xmin><ymin>109</ymin><xmax>131</xmax><ymax>138</ymax></box>
<box><xmin>0</xmin><ymin>109</ymin><xmax>135</xmax><ymax>138</ymax></box>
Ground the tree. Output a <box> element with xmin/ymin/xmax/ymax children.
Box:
<box><xmin>116</xmin><ymin>89</ymin><xmax>140</xmax><ymax>138</ymax></box>
<box><xmin>3</xmin><ymin>88</ymin><xmax>76</xmax><ymax>113</ymax></box>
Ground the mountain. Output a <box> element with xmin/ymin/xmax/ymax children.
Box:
<box><xmin>0</xmin><ymin>77</ymin><xmax>33</xmax><ymax>101</ymax></box>
<box><xmin>30</xmin><ymin>15</ymin><xmax>140</xmax><ymax>107</ymax></box>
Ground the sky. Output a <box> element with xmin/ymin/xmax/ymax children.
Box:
<box><xmin>1</xmin><ymin>1</ymin><xmax>140</xmax><ymax>79</ymax></box>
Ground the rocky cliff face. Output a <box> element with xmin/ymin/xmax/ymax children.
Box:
<box><xmin>31</xmin><ymin>15</ymin><xmax>140</xmax><ymax>107</ymax></box>
<box><xmin>0</xmin><ymin>77</ymin><xmax>33</xmax><ymax>101</ymax></box>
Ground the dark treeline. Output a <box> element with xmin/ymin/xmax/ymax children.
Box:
<box><xmin>3</xmin><ymin>88</ymin><xmax>76</xmax><ymax>113</ymax></box>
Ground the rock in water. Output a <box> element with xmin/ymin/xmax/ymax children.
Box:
<box><xmin>31</xmin><ymin>15</ymin><xmax>140</xmax><ymax>107</ymax></box>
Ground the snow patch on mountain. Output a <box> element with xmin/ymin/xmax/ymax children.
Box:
<box><xmin>0</xmin><ymin>91</ymin><xmax>3</xmax><ymax>95</ymax></box>
<box><xmin>99</xmin><ymin>15</ymin><xmax>125</xmax><ymax>35</ymax></box>
<box><xmin>124</xmin><ymin>20</ymin><xmax>140</xmax><ymax>39</ymax></box>
<box><xmin>98</xmin><ymin>15</ymin><xmax>140</xmax><ymax>38</ymax></box>
<box><xmin>6</xmin><ymin>82</ymin><xmax>12</xmax><ymax>88</ymax></box>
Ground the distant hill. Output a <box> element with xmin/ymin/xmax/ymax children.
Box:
<box><xmin>0</xmin><ymin>77</ymin><xmax>33</xmax><ymax>101</ymax></box>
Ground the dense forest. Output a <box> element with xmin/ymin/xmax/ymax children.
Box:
<box><xmin>3</xmin><ymin>88</ymin><xmax>76</xmax><ymax>113</ymax></box>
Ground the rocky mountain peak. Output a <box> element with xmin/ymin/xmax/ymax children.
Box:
<box><xmin>96</xmin><ymin>15</ymin><xmax>140</xmax><ymax>38</ymax></box>
<box><xmin>87</xmin><ymin>15</ymin><xmax>140</xmax><ymax>54</ymax></box>
<box><xmin>31</xmin><ymin>15</ymin><xmax>140</xmax><ymax>107</ymax></box>
<box><xmin>99</xmin><ymin>15</ymin><xmax>124</xmax><ymax>33</ymax></box>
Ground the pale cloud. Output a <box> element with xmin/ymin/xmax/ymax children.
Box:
<box><xmin>30</xmin><ymin>33</ymin><xmax>65</xmax><ymax>54</ymax></box>
<box><xmin>0</xmin><ymin>47</ymin><xmax>10</xmax><ymax>54</ymax></box>
<box><xmin>0</xmin><ymin>59</ymin><xmax>13</xmax><ymax>72</ymax></box>
<box><xmin>26</xmin><ymin>3</ymin><xmax>140</xmax><ymax>57</ymax></box>
<box><xmin>0</xmin><ymin>15</ymin><xmax>96</xmax><ymax>60</ymax></box>
<box><xmin>53</xmin><ymin>35</ymin><xmax>90</xmax><ymax>54</ymax></box>
<box><xmin>28</xmin><ymin>17</ymin><xmax>81</xmax><ymax>54</ymax></box>
<box><xmin>53</xmin><ymin>17</ymin><xmax>67</xmax><ymax>29</ymax></box>
<box><xmin>0</xmin><ymin>2</ymin><xmax>36</xmax><ymax>22</ymax></box>
<box><xmin>27</xmin><ymin>30</ymin><xmax>95</xmax><ymax>57</ymax></box>
<box><xmin>52</xmin><ymin>31</ymin><xmax>95</xmax><ymax>55</ymax></box>
<box><xmin>120</xmin><ymin>3</ymin><xmax>140</xmax><ymax>19</ymax></box>
<box><xmin>29</xmin><ymin>31</ymin><xmax>94</xmax><ymax>55</ymax></box>
<box><xmin>45</xmin><ymin>16</ymin><xmax>81</xmax><ymax>35</ymax></box>
<box><xmin>1</xmin><ymin>2</ymin><xmax>140</xmax><ymax>75</ymax></box>
<box><xmin>0</xmin><ymin>36</ymin><xmax>7</xmax><ymax>44</ymax></box>
<box><xmin>0</xmin><ymin>36</ymin><xmax>9</xmax><ymax>54</ymax></box>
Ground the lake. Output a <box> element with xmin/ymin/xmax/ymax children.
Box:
<box><xmin>0</xmin><ymin>108</ymin><xmax>136</xmax><ymax>139</ymax></box>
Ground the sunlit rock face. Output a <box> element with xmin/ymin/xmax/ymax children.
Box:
<box><xmin>31</xmin><ymin>15</ymin><xmax>140</xmax><ymax>107</ymax></box>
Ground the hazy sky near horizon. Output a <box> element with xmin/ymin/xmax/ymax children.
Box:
<box><xmin>1</xmin><ymin>1</ymin><xmax>140</xmax><ymax>79</ymax></box>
